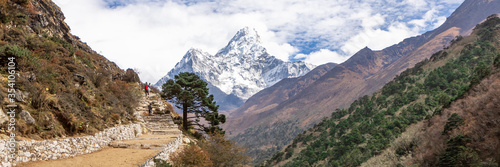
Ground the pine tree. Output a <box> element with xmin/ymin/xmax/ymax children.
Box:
<box><xmin>161</xmin><ymin>72</ymin><xmax>226</xmax><ymax>134</ymax></box>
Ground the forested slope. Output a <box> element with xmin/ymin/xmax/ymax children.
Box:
<box><xmin>227</xmin><ymin>1</ymin><xmax>500</xmax><ymax>164</ymax></box>
<box><xmin>266</xmin><ymin>15</ymin><xmax>500</xmax><ymax>167</ymax></box>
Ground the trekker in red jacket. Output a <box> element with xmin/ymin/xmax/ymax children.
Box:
<box><xmin>145</xmin><ymin>82</ymin><xmax>149</xmax><ymax>96</ymax></box>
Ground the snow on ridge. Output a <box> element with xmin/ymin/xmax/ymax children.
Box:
<box><xmin>156</xmin><ymin>27</ymin><xmax>316</xmax><ymax>101</ymax></box>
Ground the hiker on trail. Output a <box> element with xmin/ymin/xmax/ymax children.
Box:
<box><xmin>145</xmin><ymin>82</ymin><xmax>149</xmax><ymax>96</ymax></box>
<box><xmin>148</xmin><ymin>102</ymin><xmax>153</xmax><ymax>115</ymax></box>
<box><xmin>148</xmin><ymin>83</ymin><xmax>152</xmax><ymax>94</ymax></box>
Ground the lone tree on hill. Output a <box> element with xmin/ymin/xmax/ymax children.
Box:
<box><xmin>161</xmin><ymin>72</ymin><xmax>226</xmax><ymax>134</ymax></box>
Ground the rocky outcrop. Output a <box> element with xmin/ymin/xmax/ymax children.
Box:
<box><xmin>19</xmin><ymin>110</ymin><xmax>35</xmax><ymax>125</ymax></box>
<box><xmin>28</xmin><ymin>0</ymin><xmax>95</xmax><ymax>53</ymax></box>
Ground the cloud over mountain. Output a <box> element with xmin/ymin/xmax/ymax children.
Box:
<box><xmin>53</xmin><ymin>0</ymin><xmax>463</xmax><ymax>83</ymax></box>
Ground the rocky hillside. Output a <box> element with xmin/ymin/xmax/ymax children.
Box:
<box><xmin>225</xmin><ymin>0</ymin><xmax>500</xmax><ymax>163</ymax></box>
<box><xmin>267</xmin><ymin>14</ymin><xmax>500</xmax><ymax>166</ymax></box>
<box><xmin>0</xmin><ymin>0</ymin><xmax>142</xmax><ymax>139</ymax></box>
<box><xmin>155</xmin><ymin>27</ymin><xmax>315</xmax><ymax>111</ymax></box>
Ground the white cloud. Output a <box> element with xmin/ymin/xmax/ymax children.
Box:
<box><xmin>404</xmin><ymin>0</ymin><xmax>428</xmax><ymax>10</ymax></box>
<box><xmin>342</xmin><ymin>22</ymin><xmax>420</xmax><ymax>55</ymax></box>
<box><xmin>295</xmin><ymin>49</ymin><xmax>348</xmax><ymax>65</ymax></box>
<box><xmin>52</xmin><ymin>0</ymin><xmax>464</xmax><ymax>83</ymax></box>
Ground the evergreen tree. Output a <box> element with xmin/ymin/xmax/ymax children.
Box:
<box><xmin>161</xmin><ymin>72</ymin><xmax>226</xmax><ymax>134</ymax></box>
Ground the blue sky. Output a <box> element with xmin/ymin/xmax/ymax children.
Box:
<box><xmin>53</xmin><ymin>0</ymin><xmax>463</xmax><ymax>83</ymax></box>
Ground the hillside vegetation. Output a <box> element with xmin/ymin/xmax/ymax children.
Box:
<box><xmin>0</xmin><ymin>0</ymin><xmax>142</xmax><ymax>139</ymax></box>
<box><xmin>265</xmin><ymin>15</ymin><xmax>500</xmax><ymax>167</ymax></box>
<box><xmin>227</xmin><ymin>1</ymin><xmax>500</xmax><ymax>164</ymax></box>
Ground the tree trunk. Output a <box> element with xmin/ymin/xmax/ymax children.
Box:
<box><xmin>183</xmin><ymin>103</ymin><xmax>188</xmax><ymax>131</ymax></box>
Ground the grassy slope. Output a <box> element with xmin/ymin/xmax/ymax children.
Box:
<box><xmin>266</xmin><ymin>15</ymin><xmax>500</xmax><ymax>167</ymax></box>
<box><xmin>0</xmin><ymin>0</ymin><xmax>142</xmax><ymax>139</ymax></box>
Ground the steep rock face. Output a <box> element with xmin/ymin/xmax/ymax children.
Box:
<box><xmin>155</xmin><ymin>27</ymin><xmax>315</xmax><ymax>111</ymax></box>
<box><xmin>15</xmin><ymin>0</ymin><xmax>94</xmax><ymax>53</ymax></box>
<box><xmin>225</xmin><ymin>0</ymin><xmax>500</xmax><ymax>163</ymax></box>
<box><xmin>0</xmin><ymin>0</ymin><xmax>141</xmax><ymax>139</ymax></box>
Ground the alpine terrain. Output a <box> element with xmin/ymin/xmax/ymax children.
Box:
<box><xmin>155</xmin><ymin>27</ymin><xmax>315</xmax><ymax>111</ymax></box>
<box><xmin>268</xmin><ymin>14</ymin><xmax>500</xmax><ymax>166</ymax></box>
<box><xmin>224</xmin><ymin>0</ymin><xmax>500</xmax><ymax>163</ymax></box>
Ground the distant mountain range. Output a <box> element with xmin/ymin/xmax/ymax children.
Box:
<box><xmin>155</xmin><ymin>27</ymin><xmax>315</xmax><ymax>111</ymax></box>
<box><xmin>269</xmin><ymin>14</ymin><xmax>500</xmax><ymax>166</ymax></box>
<box><xmin>224</xmin><ymin>0</ymin><xmax>500</xmax><ymax>163</ymax></box>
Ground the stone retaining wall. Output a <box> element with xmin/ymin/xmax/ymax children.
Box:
<box><xmin>140</xmin><ymin>134</ymin><xmax>183</xmax><ymax>167</ymax></box>
<box><xmin>0</xmin><ymin>124</ymin><xmax>142</xmax><ymax>167</ymax></box>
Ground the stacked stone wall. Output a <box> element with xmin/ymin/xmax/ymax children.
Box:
<box><xmin>0</xmin><ymin>124</ymin><xmax>142</xmax><ymax>166</ymax></box>
<box><xmin>140</xmin><ymin>134</ymin><xmax>183</xmax><ymax>167</ymax></box>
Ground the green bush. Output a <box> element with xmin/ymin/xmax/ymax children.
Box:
<box><xmin>15</xmin><ymin>13</ymin><xmax>28</xmax><ymax>25</ymax></box>
<box><xmin>2</xmin><ymin>44</ymin><xmax>31</xmax><ymax>58</ymax></box>
<box><xmin>153</xmin><ymin>159</ymin><xmax>172</xmax><ymax>167</ymax></box>
<box><xmin>443</xmin><ymin>113</ymin><xmax>464</xmax><ymax>135</ymax></box>
<box><xmin>495</xmin><ymin>54</ymin><xmax>500</xmax><ymax>68</ymax></box>
<box><xmin>0</xmin><ymin>45</ymin><xmax>39</xmax><ymax>68</ymax></box>
<box><xmin>438</xmin><ymin>135</ymin><xmax>480</xmax><ymax>166</ymax></box>
<box><xmin>471</xmin><ymin>62</ymin><xmax>492</xmax><ymax>85</ymax></box>
<box><xmin>13</xmin><ymin>0</ymin><xmax>29</xmax><ymax>6</ymax></box>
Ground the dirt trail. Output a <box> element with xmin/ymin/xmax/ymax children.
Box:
<box><xmin>19</xmin><ymin>94</ymin><xmax>183</xmax><ymax>167</ymax></box>
<box><xmin>20</xmin><ymin>148</ymin><xmax>159</xmax><ymax>167</ymax></box>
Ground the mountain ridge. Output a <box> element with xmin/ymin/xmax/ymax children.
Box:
<box><xmin>268</xmin><ymin>15</ymin><xmax>500</xmax><ymax>166</ymax></box>
<box><xmin>155</xmin><ymin>27</ymin><xmax>315</xmax><ymax>111</ymax></box>
<box><xmin>225</xmin><ymin>0</ymin><xmax>500</xmax><ymax>163</ymax></box>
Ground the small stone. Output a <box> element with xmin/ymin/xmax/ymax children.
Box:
<box><xmin>183</xmin><ymin>138</ymin><xmax>191</xmax><ymax>144</ymax></box>
<box><xmin>0</xmin><ymin>108</ymin><xmax>9</xmax><ymax>124</ymax></box>
<box><xmin>19</xmin><ymin>110</ymin><xmax>36</xmax><ymax>125</ymax></box>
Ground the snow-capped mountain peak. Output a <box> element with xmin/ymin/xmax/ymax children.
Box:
<box><xmin>155</xmin><ymin>27</ymin><xmax>316</xmax><ymax>111</ymax></box>
<box><xmin>230</xmin><ymin>27</ymin><xmax>261</xmax><ymax>45</ymax></box>
<box><xmin>217</xmin><ymin>27</ymin><xmax>266</xmax><ymax>60</ymax></box>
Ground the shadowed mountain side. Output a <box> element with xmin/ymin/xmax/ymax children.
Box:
<box><xmin>226</xmin><ymin>28</ymin><xmax>457</xmax><ymax>137</ymax></box>
<box><xmin>225</xmin><ymin>0</ymin><xmax>500</xmax><ymax>163</ymax></box>
<box><xmin>206</xmin><ymin>83</ymin><xmax>244</xmax><ymax>112</ymax></box>
<box><xmin>225</xmin><ymin>63</ymin><xmax>336</xmax><ymax>118</ymax></box>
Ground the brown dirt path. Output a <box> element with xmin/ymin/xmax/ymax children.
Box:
<box><xmin>19</xmin><ymin>93</ymin><xmax>182</xmax><ymax>167</ymax></box>
<box><xmin>19</xmin><ymin>147</ymin><xmax>160</xmax><ymax>167</ymax></box>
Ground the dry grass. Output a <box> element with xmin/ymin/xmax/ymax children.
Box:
<box><xmin>171</xmin><ymin>144</ymin><xmax>213</xmax><ymax>167</ymax></box>
<box><xmin>0</xmin><ymin>0</ymin><xmax>143</xmax><ymax>139</ymax></box>
<box><xmin>362</xmin><ymin>122</ymin><xmax>424</xmax><ymax>167</ymax></box>
<box><xmin>381</xmin><ymin>70</ymin><xmax>500</xmax><ymax>166</ymax></box>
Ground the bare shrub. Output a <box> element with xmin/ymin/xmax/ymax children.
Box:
<box><xmin>200</xmin><ymin>133</ymin><xmax>251</xmax><ymax>167</ymax></box>
<box><xmin>165</xmin><ymin>102</ymin><xmax>175</xmax><ymax>114</ymax></box>
<box><xmin>407</xmin><ymin>71</ymin><xmax>500</xmax><ymax>166</ymax></box>
<box><xmin>24</xmin><ymin>82</ymin><xmax>47</xmax><ymax>109</ymax></box>
<box><xmin>122</xmin><ymin>68</ymin><xmax>140</xmax><ymax>83</ymax></box>
<box><xmin>171</xmin><ymin>144</ymin><xmax>213</xmax><ymax>167</ymax></box>
<box><xmin>107</xmin><ymin>80</ymin><xmax>140</xmax><ymax>110</ymax></box>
